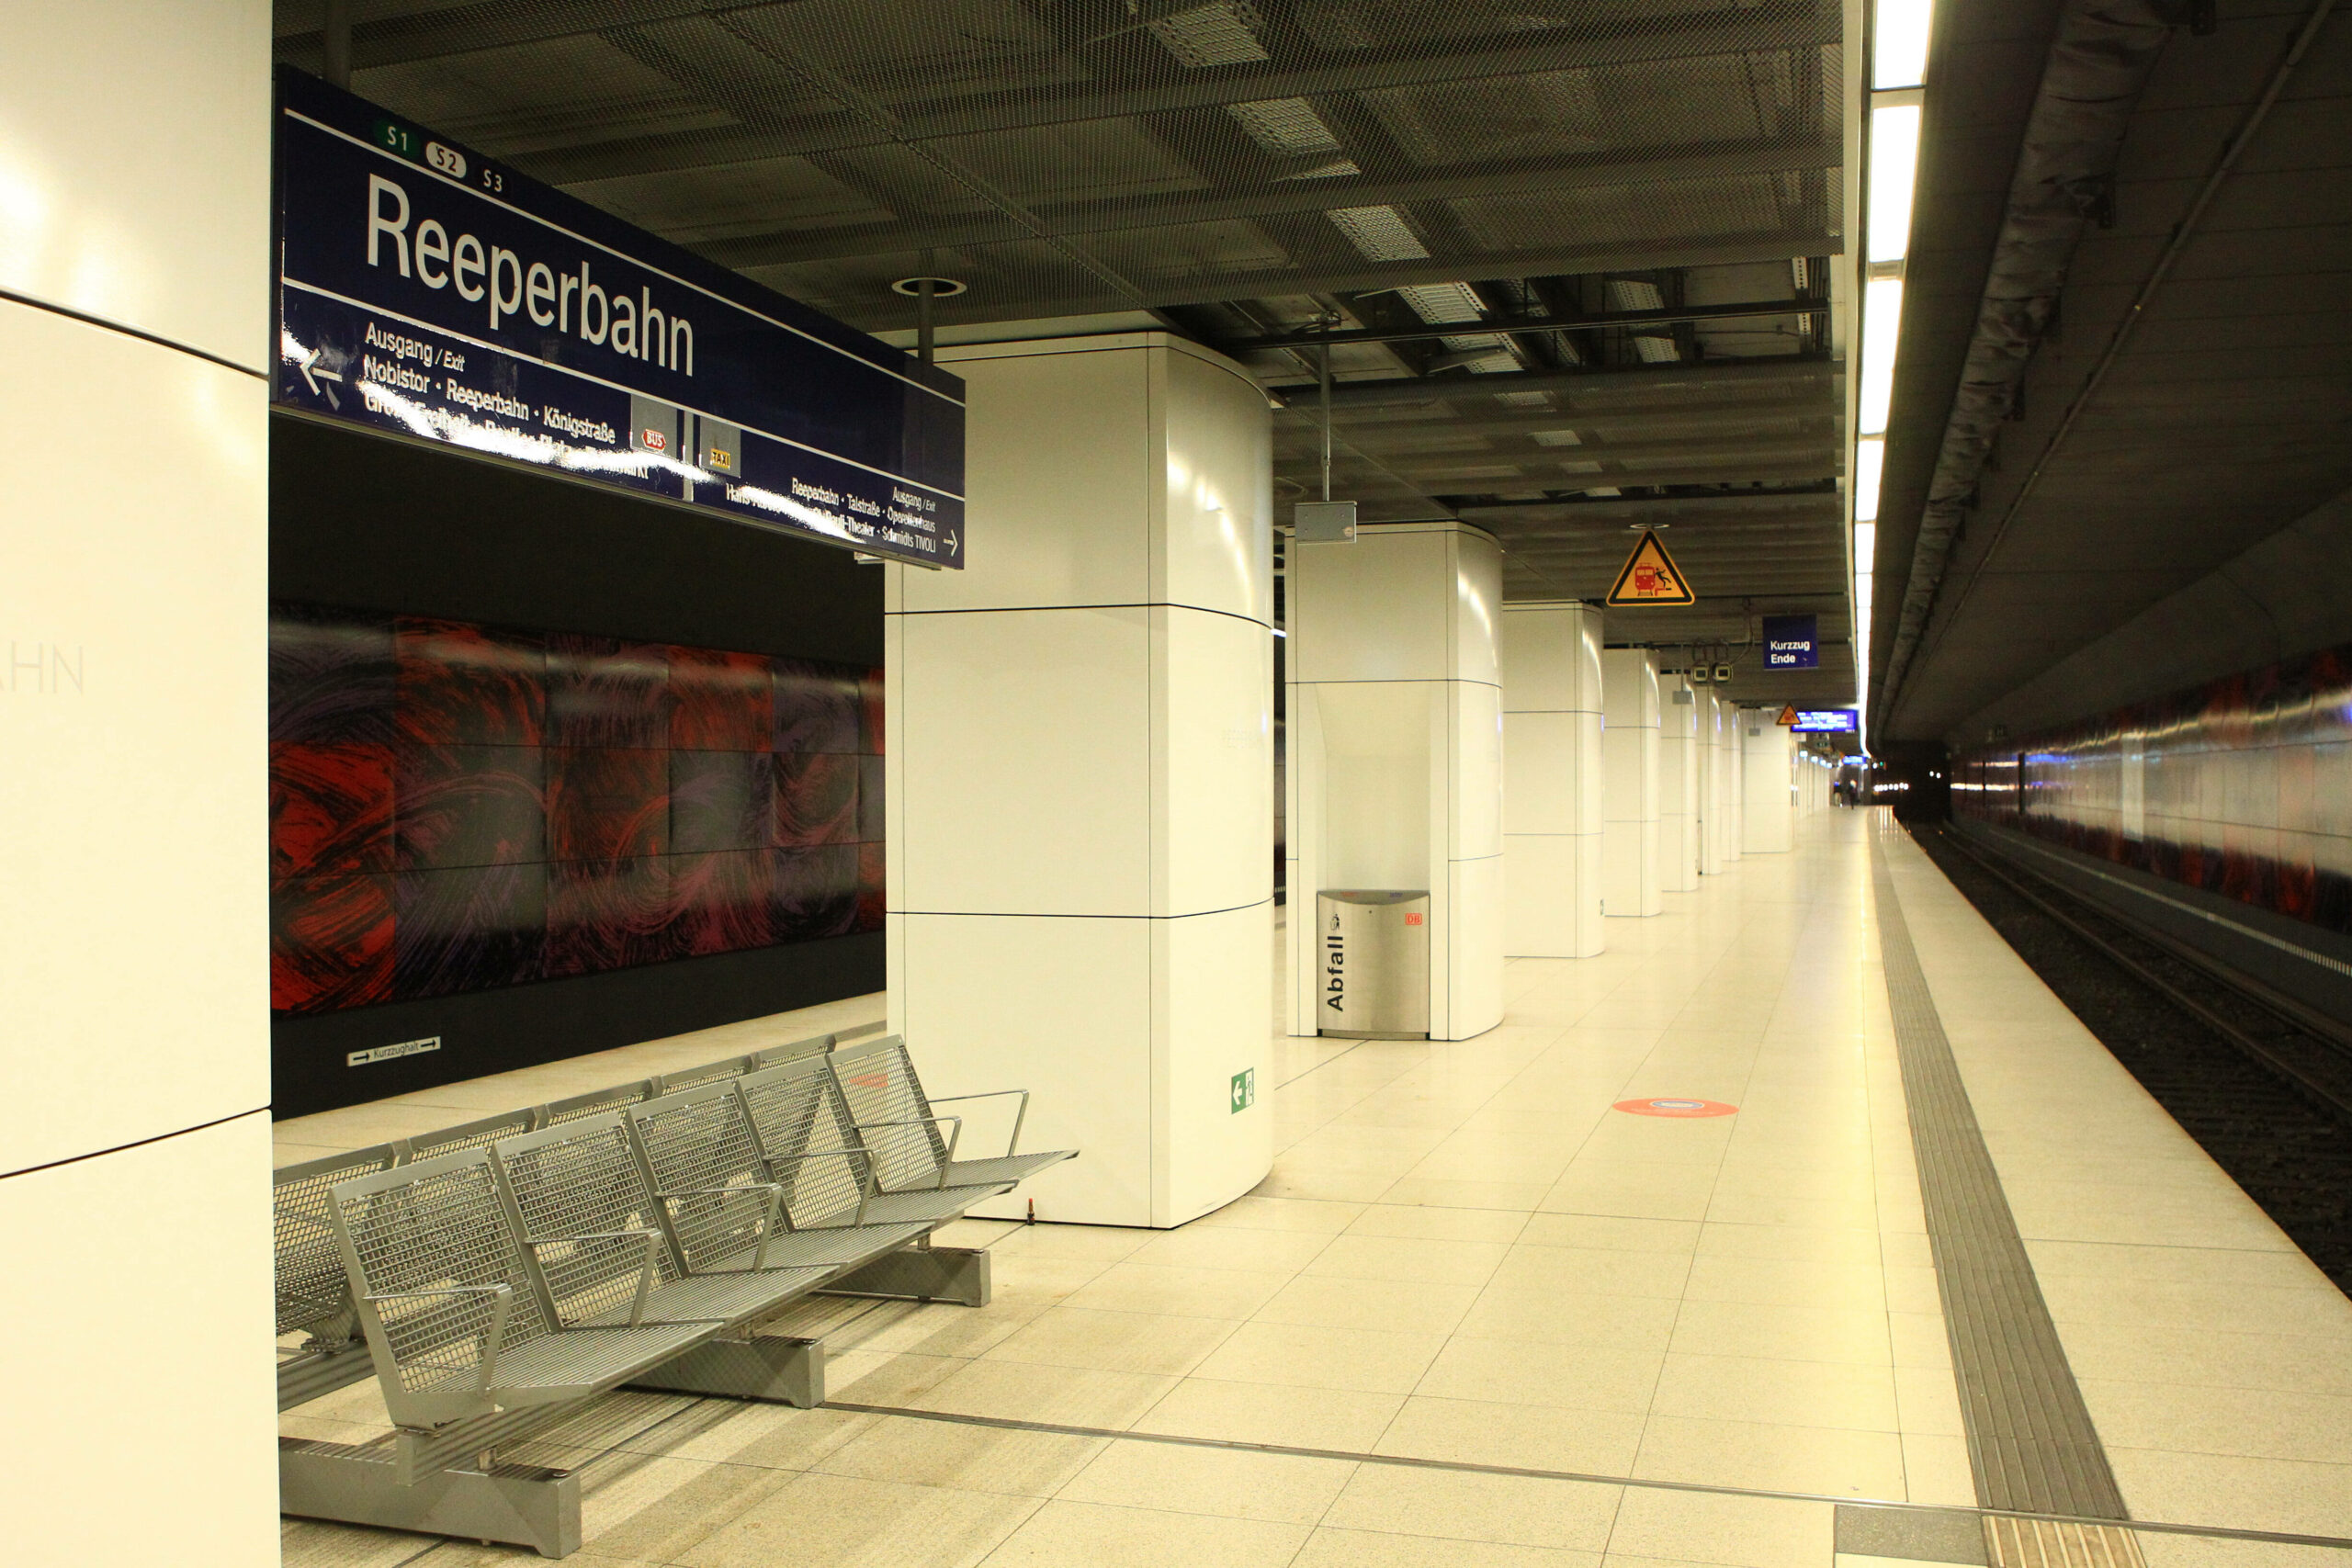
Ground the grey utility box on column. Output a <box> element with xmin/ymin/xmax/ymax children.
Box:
<box><xmin>1314</xmin><ymin>889</ymin><xmax>1431</xmax><ymax>1039</ymax></box>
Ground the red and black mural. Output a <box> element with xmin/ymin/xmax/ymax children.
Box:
<box><xmin>1952</xmin><ymin>642</ymin><xmax>2352</xmax><ymax>934</ymax></box>
<box><xmin>270</xmin><ymin>603</ymin><xmax>884</xmax><ymax>1014</ymax></box>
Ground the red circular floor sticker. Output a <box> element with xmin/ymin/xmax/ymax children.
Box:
<box><xmin>1612</xmin><ymin>1097</ymin><xmax>1738</xmax><ymax>1118</ymax></box>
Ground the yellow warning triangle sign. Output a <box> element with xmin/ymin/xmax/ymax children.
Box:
<box><xmin>1777</xmin><ymin>705</ymin><xmax>1799</xmax><ymax>726</ymax></box>
<box><xmin>1605</xmin><ymin>528</ymin><xmax>1695</xmax><ymax>606</ymax></box>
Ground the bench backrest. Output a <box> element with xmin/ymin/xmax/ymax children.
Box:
<box><xmin>490</xmin><ymin>1113</ymin><xmax>680</xmax><ymax>1328</ymax></box>
<box><xmin>539</xmin><ymin>1079</ymin><xmax>657</xmax><ymax>1126</ymax></box>
<box><xmin>827</xmin><ymin>1035</ymin><xmax>946</xmax><ymax>1190</ymax></box>
<box><xmin>403</xmin><ymin>1107</ymin><xmax>539</xmax><ymax>1164</ymax></box>
<box><xmin>275</xmin><ymin>1145</ymin><xmax>401</xmax><ymax>1342</ymax></box>
<box><xmin>738</xmin><ymin>1055</ymin><xmax>873</xmax><ymax>1226</ymax></box>
<box><xmin>628</xmin><ymin>1081</ymin><xmax>780</xmax><ymax>1272</ymax></box>
<box><xmin>329</xmin><ymin>1148</ymin><xmax>553</xmax><ymax>1428</ymax></box>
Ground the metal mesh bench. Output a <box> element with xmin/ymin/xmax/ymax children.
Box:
<box><xmin>828</xmin><ymin>1034</ymin><xmax>1078</xmax><ymax>1195</ymax></box>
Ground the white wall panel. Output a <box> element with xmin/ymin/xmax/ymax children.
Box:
<box><xmin>912</xmin><ymin>344</ymin><xmax>1151</xmax><ymax>611</ymax></box>
<box><xmin>0</xmin><ymin>1112</ymin><xmax>277</xmax><ymax>1568</ymax></box>
<box><xmin>1157</xmin><ymin>904</ymin><xmax>1275</xmax><ymax>1223</ymax></box>
<box><xmin>1447</xmin><ymin>854</ymin><xmax>1506</xmax><ymax>1038</ymax></box>
<box><xmin>896</xmin><ymin>605</ymin><xmax>1149</xmax><ymax>917</ymax></box>
<box><xmin>1452</xmin><ymin>680</ymin><xmax>1504</xmax><ymax>861</ymax></box>
<box><xmin>1601</xmin><ymin>649</ymin><xmax>1662</xmax><ymax>919</ymax></box>
<box><xmin>1451</xmin><ymin>530</ymin><xmax>1504</xmax><ymax>692</ymax></box>
<box><xmin>1290</xmin><ymin>529</ymin><xmax>1452</xmax><ymax>683</ymax></box>
<box><xmin>1499</xmin><ymin>602</ymin><xmax>1602</xmax><ymax>711</ymax></box>
<box><xmin>0</xmin><ymin>307</ymin><xmax>268</xmax><ymax>1175</ymax></box>
<box><xmin>0</xmin><ymin>0</ymin><xmax>269</xmax><ymax>369</ymax></box>
<box><xmin>1504</xmin><ymin>712</ymin><xmax>1580</xmax><ymax>835</ymax></box>
<box><xmin>1742</xmin><ymin>714</ymin><xmax>1795</xmax><ymax>854</ymax></box>
<box><xmin>1159</xmin><ymin>348</ymin><xmax>1274</xmax><ymax>623</ymax></box>
<box><xmin>1156</xmin><ymin>606</ymin><xmax>1273</xmax><ymax>917</ymax></box>
<box><xmin>905</xmin><ymin>913</ymin><xmax>1154</xmax><ymax>1225</ymax></box>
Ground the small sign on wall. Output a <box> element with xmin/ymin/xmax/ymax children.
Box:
<box><xmin>1230</xmin><ymin>1068</ymin><xmax>1257</xmax><ymax>1113</ymax></box>
<box><xmin>348</xmin><ymin>1035</ymin><xmax>442</xmax><ymax>1067</ymax></box>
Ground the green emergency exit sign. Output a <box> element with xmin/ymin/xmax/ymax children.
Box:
<box><xmin>1230</xmin><ymin>1068</ymin><xmax>1256</xmax><ymax>1113</ymax></box>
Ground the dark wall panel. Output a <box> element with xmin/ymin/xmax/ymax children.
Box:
<box><xmin>271</xmin><ymin>417</ymin><xmax>885</xmax><ymax>1117</ymax></box>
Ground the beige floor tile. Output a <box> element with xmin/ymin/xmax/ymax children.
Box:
<box><xmin>1323</xmin><ymin>1463</ymin><xmax>1622</xmax><ymax>1550</ymax></box>
<box><xmin>1139</xmin><ymin>1375</ymin><xmax>1406</xmax><ymax>1450</ymax></box>
<box><xmin>1702</xmin><ymin>1190</ymin><xmax>1879</xmax><ymax>1231</ymax></box>
<box><xmin>1415</xmin><ymin>1337</ymin><xmax>1664</xmax><ymax>1414</ymax></box>
<box><xmin>1517</xmin><ymin>1214</ymin><xmax>1702</xmax><ymax>1254</ymax></box>
<box><xmin>1378</xmin><ymin>1177</ymin><xmax>1557</xmax><ymax>1210</ymax></box>
<box><xmin>1374</xmin><ymin>1396</ymin><xmax>1646</xmax><ymax>1476</ymax></box>
<box><xmin>979</xmin><ymin>1498</ymin><xmax>1310</xmax><ymax>1568</ymax></box>
<box><xmin>1650</xmin><ymin>1352</ymin><xmax>1900</xmax><ymax>1432</ymax></box>
<box><xmin>676</xmin><ymin>1472</ymin><xmax>1040</xmax><ymax>1568</ymax></box>
<box><xmin>1892</xmin><ymin>1365</ymin><xmax>1966</xmax><ymax>1437</ymax></box>
<box><xmin>1668</xmin><ymin>1298</ymin><xmax>1893</xmax><ymax>1366</ymax></box>
<box><xmin>1454</xmin><ymin>1286</ymin><xmax>1682</xmax><ymax>1353</ymax></box>
<box><xmin>1900</xmin><ymin>1432</ymin><xmax>1978</xmax><ymax>1507</ymax></box>
<box><xmin>2052</xmin><ymin>1321</ymin><xmax>2352</xmax><ymax>1397</ymax></box>
<box><xmin>828</xmin><ymin>1349</ymin><xmax>974</xmax><ymax>1406</ymax></box>
<box><xmin>1632</xmin><ymin>1413</ymin><xmax>1907</xmax><ymax>1498</ymax></box>
<box><xmin>1694</xmin><ymin>1222</ymin><xmax>1883</xmax><ymax>1265</ymax></box>
<box><xmin>2106</xmin><ymin>1446</ymin><xmax>2352</xmax><ymax>1538</ymax></box>
<box><xmin>990</xmin><ymin>1224</ymin><xmax>1157</xmax><ymax>1262</ymax></box>
<box><xmin>1682</xmin><ymin>1255</ymin><xmax>1887</xmax><ymax>1312</ymax></box>
<box><xmin>1348</xmin><ymin>1202</ymin><xmax>1535</xmax><ymax>1243</ymax></box>
<box><xmin>1305</xmin><ymin>1233</ymin><xmax>1511</xmax><ymax>1286</ymax></box>
<box><xmin>1193</xmin><ymin>1317</ymin><xmax>1446</xmax><ymax>1394</ymax></box>
<box><xmin>847</xmin><ymin>1298</ymin><xmax>1042</xmax><ymax>1360</ymax></box>
<box><xmin>1540</xmin><ymin>1165</ymin><xmax>1719</xmax><ymax>1222</ymax></box>
<box><xmin>1123</xmin><ymin>1224</ymin><xmax>1339</xmax><ymax>1272</ymax></box>
<box><xmin>622</xmin><ymin>1399</ymin><xmax>875</xmax><ymax>1470</ymax></box>
<box><xmin>813</xmin><ymin>1416</ymin><xmax>1106</xmax><ymax>1496</ymax></box>
<box><xmin>1600</xmin><ymin>1476</ymin><xmax>1834</xmax><ymax>1568</ymax></box>
<box><xmin>1255</xmin><ymin>1273</ymin><xmax>1484</xmax><ymax>1335</ymax></box>
<box><xmin>1485</xmin><ymin>1243</ymin><xmax>1694</xmax><ymax>1300</ymax></box>
<box><xmin>1057</xmin><ymin>1438</ymin><xmax>1356</xmax><ymax>1524</ymax></box>
<box><xmin>1885</xmin><ymin>1312</ymin><xmax>1952</xmax><ymax>1371</ymax></box>
<box><xmin>1189</xmin><ymin>1194</ymin><xmax>1368</xmax><ymax>1233</ymax></box>
<box><xmin>2077</xmin><ymin>1378</ymin><xmax>2352</xmax><ymax>1464</ymax></box>
<box><xmin>1295</xmin><ymin>1526</ymin><xmax>1605</xmax><ymax>1568</ymax></box>
<box><xmin>1062</xmin><ymin>1261</ymin><xmax>1294</xmax><ymax>1320</ymax></box>
<box><xmin>918</xmin><ymin>1359</ymin><xmax>1179</xmax><ymax>1429</ymax></box>
<box><xmin>981</xmin><ymin>1307</ymin><xmax>1242</xmax><ymax>1378</ymax></box>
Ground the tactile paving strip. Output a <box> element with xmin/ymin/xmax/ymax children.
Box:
<box><xmin>1871</xmin><ymin>831</ymin><xmax>2130</xmax><ymax>1521</ymax></box>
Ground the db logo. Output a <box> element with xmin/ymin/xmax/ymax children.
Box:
<box><xmin>1405</xmin><ymin>913</ymin><xmax>1423</xmax><ymax>926</ymax></box>
<box><xmin>641</xmin><ymin>428</ymin><xmax>668</xmax><ymax>451</ymax></box>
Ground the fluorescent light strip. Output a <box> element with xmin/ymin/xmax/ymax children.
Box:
<box><xmin>1859</xmin><ymin>276</ymin><xmax>1904</xmax><ymax>434</ymax></box>
<box><xmin>1868</xmin><ymin>103</ymin><xmax>1922</xmax><ymax>264</ymax></box>
<box><xmin>1875</xmin><ymin>0</ymin><xmax>1934</xmax><ymax>88</ymax></box>
<box><xmin>1854</xmin><ymin>519</ymin><xmax>1878</xmax><ymax>574</ymax></box>
<box><xmin>1854</xmin><ymin>438</ymin><xmax>1884</xmax><ymax>524</ymax></box>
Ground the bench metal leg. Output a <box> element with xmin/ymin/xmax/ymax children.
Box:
<box><xmin>280</xmin><ymin>1437</ymin><xmax>580</xmax><ymax>1560</ymax></box>
<box><xmin>820</xmin><ymin>1244</ymin><xmax>991</xmax><ymax>1306</ymax></box>
<box><xmin>627</xmin><ymin>1335</ymin><xmax>826</xmax><ymax>1407</ymax></box>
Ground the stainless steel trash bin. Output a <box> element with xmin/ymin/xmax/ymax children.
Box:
<box><xmin>1315</xmin><ymin>889</ymin><xmax>1430</xmax><ymax>1039</ymax></box>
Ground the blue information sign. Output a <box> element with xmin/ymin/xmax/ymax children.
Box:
<box><xmin>1792</xmin><ymin>709</ymin><xmax>1858</xmax><ymax>732</ymax></box>
<box><xmin>272</xmin><ymin>71</ymin><xmax>965</xmax><ymax>568</ymax></box>
<box><xmin>1761</xmin><ymin>615</ymin><xmax>1818</xmax><ymax>669</ymax></box>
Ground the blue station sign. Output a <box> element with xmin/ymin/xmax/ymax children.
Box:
<box><xmin>271</xmin><ymin>71</ymin><xmax>965</xmax><ymax>568</ymax></box>
<box><xmin>1792</xmin><ymin>709</ymin><xmax>1858</xmax><ymax>733</ymax></box>
<box><xmin>1761</xmin><ymin>615</ymin><xmax>1819</xmax><ymax>669</ymax></box>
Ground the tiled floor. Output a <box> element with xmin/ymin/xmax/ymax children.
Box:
<box><xmin>279</xmin><ymin>812</ymin><xmax>2352</xmax><ymax>1568</ymax></box>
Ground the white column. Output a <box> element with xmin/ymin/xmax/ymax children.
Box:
<box><xmin>0</xmin><ymin>4</ymin><xmax>277</xmax><ymax>1561</ymax></box>
<box><xmin>1657</xmin><ymin>670</ymin><xmax>1700</xmax><ymax>893</ymax></box>
<box><xmin>1741</xmin><ymin>708</ymin><xmax>1797</xmax><ymax>853</ymax></box>
<box><xmin>1501</xmin><ymin>603</ymin><xmax>1604</xmax><ymax>957</ymax></box>
<box><xmin>1290</xmin><ymin>523</ymin><xmax>1503</xmax><ymax>1042</ymax></box>
<box><xmin>1601</xmin><ymin>649</ymin><xmax>1662</xmax><ymax>918</ymax></box>
<box><xmin>1696</xmin><ymin>690</ymin><xmax>1730</xmax><ymax>875</ymax></box>
<box><xmin>1724</xmin><ymin>705</ymin><xmax>1746</xmax><ymax>864</ymax></box>
<box><xmin>888</xmin><ymin>333</ymin><xmax>1273</xmax><ymax>1228</ymax></box>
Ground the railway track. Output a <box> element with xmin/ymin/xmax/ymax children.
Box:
<box><xmin>1914</xmin><ymin>823</ymin><xmax>2352</xmax><ymax>1292</ymax></box>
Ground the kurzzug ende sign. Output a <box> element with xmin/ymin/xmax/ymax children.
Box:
<box><xmin>271</xmin><ymin>70</ymin><xmax>965</xmax><ymax>569</ymax></box>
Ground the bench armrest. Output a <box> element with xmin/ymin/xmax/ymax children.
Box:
<box><xmin>657</xmin><ymin>1183</ymin><xmax>786</xmax><ymax>1271</ymax></box>
<box><xmin>926</xmin><ymin>1089</ymin><xmax>1031</xmax><ymax>1156</ymax></box>
<box><xmin>854</xmin><ymin>1115</ymin><xmax>964</xmax><ymax>1189</ymax></box>
<box><xmin>523</xmin><ymin>1228</ymin><xmax>666</xmax><ymax>1326</ymax></box>
<box><xmin>363</xmin><ymin>1283</ymin><xmax>515</xmax><ymax>1389</ymax></box>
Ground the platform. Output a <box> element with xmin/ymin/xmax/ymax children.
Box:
<box><xmin>278</xmin><ymin>810</ymin><xmax>2352</xmax><ymax>1568</ymax></box>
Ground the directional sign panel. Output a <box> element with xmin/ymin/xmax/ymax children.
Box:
<box><xmin>1792</xmin><ymin>709</ymin><xmax>1858</xmax><ymax>732</ymax></box>
<box><xmin>1605</xmin><ymin>529</ymin><xmax>1695</xmax><ymax>606</ymax></box>
<box><xmin>272</xmin><ymin>70</ymin><xmax>965</xmax><ymax>569</ymax></box>
<box><xmin>1761</xmin><ymin>615</ymin><xmax>1819</xmax><ymax>668</ymax></box>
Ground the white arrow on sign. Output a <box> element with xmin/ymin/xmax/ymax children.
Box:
<box><xmin>299</xmin><ymin>348</ymin><xmax>344</xmax><ymax>409</ymax></box>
